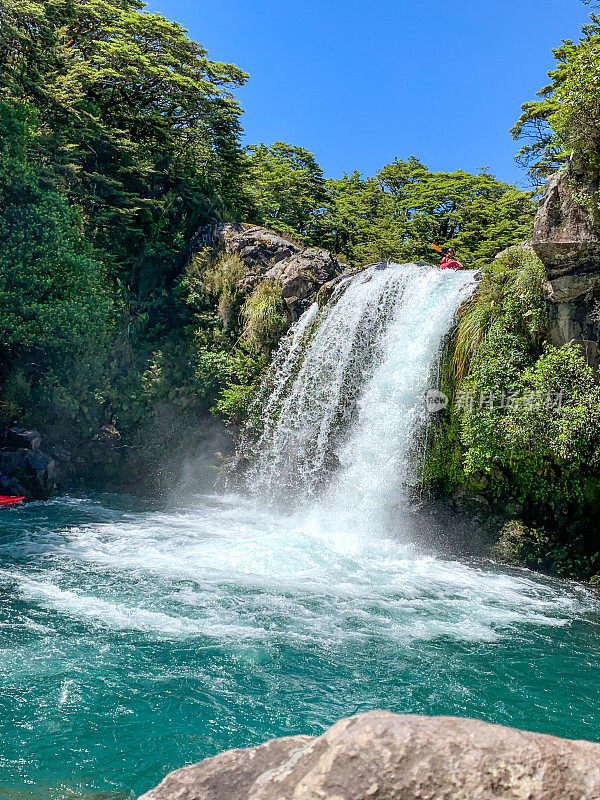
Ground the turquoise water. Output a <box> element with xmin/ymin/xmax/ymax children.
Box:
<box><xmin>1</xmin><ymin>493</ymin><xmax>599</xmax><ymax>800</ymax></box>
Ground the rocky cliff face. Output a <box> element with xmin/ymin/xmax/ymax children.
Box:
<box><xmin>139</xmin><ymin>711</ymin><xmax>600</xmax><ymax>800</ymax></box>
<box><xmin>193</xmin><ymin>223</ymin><xmax>348</xmax><ymax>319</ymax></box>
<box><xmin>532</xmin><ymin>168</ymin><xmax>600</xmax><ymax>368</ymax></box>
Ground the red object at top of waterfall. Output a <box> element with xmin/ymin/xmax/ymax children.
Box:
<box><xmin>440</xmin><ymin>259</ymin><xmax>463</xmax><ymax>270</ymax></box>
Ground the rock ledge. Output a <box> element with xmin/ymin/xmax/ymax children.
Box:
<box><xmin>139</xmin><ymin>710</ymin><xmax>600</xmax><ymax>800</ymax></box>
<box><xmin>193</xmin><ymin>222</ymin><xmax>347</xmax><ymax>318</ymax></box>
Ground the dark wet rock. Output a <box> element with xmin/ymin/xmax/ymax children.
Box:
<box><xmin>316</xmin><ymin>278</ymin><xmax>338</xmax><ymax>308</ymax></box>
<box><xmin>493</xmin><ymin>520</ymin><xmax>550</xmax><ymax>570</ymax></box>
<box><xmin>0</xmin><ymin>423</ymin><xmax>64</xmax><ymax>500</ymax></box>
<box><xmin>5</xmin><ymin>427</ymin><xmax>42</xmax><ymax>451</ymax></box>
<box><xmin>140</xmin><ymin>710</ymin><xmax>600</xmax><ymax>800</ymax></box>
<box><xmin>0</xmin><ymin>448</ymin><xmax>59</xmax><ymax>500</ymax></box>
<box><xmin>83</xmin><ymin>424</ymin><xmax>125</xmax><ymax>483</ymax></box>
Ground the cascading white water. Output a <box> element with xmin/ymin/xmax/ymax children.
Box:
<box><xmin>243</xmin><ymin>263</ymin><xmax>477</xmax><ymax>533</ymax></box>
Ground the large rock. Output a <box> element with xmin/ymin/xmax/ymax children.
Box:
<box><xmin>139</xmin><ymin>711</ymin><xmax>600</xmax><ymax>800</ymax></box>
<box><xmin>532</xmin><ymin>168</ymin><xmax>600</xmax><ymax>363</ymax></box>
<box><xmin>204</xmin><ymin>223</ymin><xmax>302</xmax><ymax>270</ymax></box>
<box><xmin>533</xmin><ymin>169</ymin><xmax>600</xmax><ymax>278</ymax></box>
<box><xmin>0</xmin><ymin>421</ymin><xmax>64</xmax><ymax>500</ymax></box>
<box><xmin>264</xmin><ymin>246</ymin><xmax>346</xmax><ymax>313</ymax></box>
<box><xmin>194</xmin><ymin>223</ymin><xmax>347</xmax><ymax>318</ymax></box>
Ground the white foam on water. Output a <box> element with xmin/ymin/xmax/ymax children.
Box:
<box><xmin>2</xmin><ymin>493</ymin><xmax>590</xmax><ymax>646</ymax></box>
<box><xmin>2</xmin><ymin>264</ymin><xmax>596</xmax><ymax>651</ymax></box>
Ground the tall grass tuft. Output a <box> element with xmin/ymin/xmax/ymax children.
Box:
<box><xmin>452</xmin><ymin>298</ymin><xmax>493</xmax><ymax>387</ymax></box>
<box><xmin>450</xmin><ymin>246</ymin><xmax>546</xmax><ymax>389</ymax></box>
<box><xmin>202</xmin><ymin>252</ymin><xmax>246</xmax><ymax>329</ymax></box>
<box><xmin>240</xmin><ymin>281</ymin><xmax>288</xmax><ymax>353</ymax></box>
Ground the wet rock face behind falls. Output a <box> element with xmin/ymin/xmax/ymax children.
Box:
<box><xmin>140</xmin><ymin>711</ymin><xmax>600</xmax><ymax>800</ymax></box>
<box><xmin>532</xmin><ymin>167</ymin><xmax>600</xmax><ymax>370</ymax></box>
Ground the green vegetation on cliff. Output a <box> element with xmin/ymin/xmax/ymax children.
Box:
<box><xmin>420</xmin><ymin>4</ymin><xmax>600</xmax><ymax>579</ymax></box>
<box><xmin>0</xmin><ymin>101</ymin><xmax>113</xmax><ymax>430</ymax></box>
<box><xmin>426</xmin><ymin>246</ymin><xmax>600</xmax><ymax>579</ymax></box>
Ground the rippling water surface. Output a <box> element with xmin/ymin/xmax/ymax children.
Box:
<box><xmin>1</xmin><ymin>493</ymin><xmax>599</xmax><ymax>799</ymax></box>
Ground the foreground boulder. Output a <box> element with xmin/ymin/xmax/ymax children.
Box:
<box><xmin>139</xmin><ymin>711</ymin><xmax>600</xmax><ymax>800</ymax></box>
<box><xmin>194</xmin><ymin>222</ymin><xmax>347</xmax><ymax>319</ymax></box>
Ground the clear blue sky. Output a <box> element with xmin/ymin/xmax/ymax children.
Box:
<box><xmin>145</xmin><ymin>0</ymin><xmax>589</xmax><ymax>185</ymax></box>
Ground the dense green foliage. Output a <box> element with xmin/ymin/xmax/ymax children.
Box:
<box><xmin>512</xmin><ymin>12</ymin><xmax>600</xmax><ymax>183</ymax></box>
<box><xmin>0</xmin><ymin>100</ymin><xmax>113</xmax><ymax>428</ymax></box>
<box><xmin>247</xmin><ymin>152</ymin><xmax>535</xmax><ymax>269</ymax></box>
<box><xmin>426</xmin><ymin>247</ymin><xmax>600</xmax><ymax>579</ymax></box>
<box><xmin>0</xmin><ymin>0</ymin><xmax>249</xmax><ymax>287</ymax></box>
<box><xmin>0</xmin><ymin>0</ymin><xmax>253</xmax><ymax>482</ymax></box>
<box><xmin>325</xmin><ymin>159</ymin><xmax>534</xmax><ymax>269</ymax></box>
<box><xmin>246</xmin><ymin>143</ymin><xmax>327</xmax><ymax>242</ymax></box>
<box><xmin>493</xmin><ymin>520</ymin><xmax>599</xmax><ymax>581</ymax></box>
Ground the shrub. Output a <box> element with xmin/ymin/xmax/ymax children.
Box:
<box><xmin>494</xmin><ymin>520</ymin><xmax>600</xmax><ymax>580</ymax></box>
<box><xmin>240</xmin><ymin>281</ymin><xmax>288</xmax><ymax>353</ymax></box>
<box><xmin>201</xmin><ymin>252</ymin><xmax>246</xmax><ymax>331</ymax></box>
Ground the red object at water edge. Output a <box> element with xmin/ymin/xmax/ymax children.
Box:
<box><xmin>0</xmin><ymin>496</ymin><xmax>25</xmax><ymax>506</ymax></box>
<box><xmin>440</xmin><ymin>259</ymin><xmax>463</xmax><ymax>270</ymax></box>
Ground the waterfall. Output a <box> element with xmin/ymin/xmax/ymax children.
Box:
<box><xmin>241</xmin><ymin>263</ymin><xmax>477</xmax><ymax>531</ymax></box>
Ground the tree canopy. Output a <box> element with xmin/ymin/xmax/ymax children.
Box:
<box><xmin>512</xmin><ymin>13</ymin><xmax>600</xmax><ymax>183</ymax></box>
<box><xmin>246</xmin><ymin>142</ymin><xmax>328</xmax><ymax>241</ymax></box>
<box><xmin>247</xmin><ymin>149</ymin><xmax>535</xmax><ymax>270</ymax></box>
<box><xmin>0</xmin><ymin>0</ymin><xmax>249</xmax><ymax>293</ymax></box>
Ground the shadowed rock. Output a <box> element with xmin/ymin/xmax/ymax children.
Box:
<box><xmin>0</xmin><ymin>421</ymin><xmax>64</xmax><ymax>500</ymax></box>
<box><xmin>532</xmin><ymin>168</ymin><xmax>600</xmax><ymax>368</ymax></box>
<box><xmin>139</xmin><ymin>711</ymin><xmax>600</xmax><ymax>800</ymax></box>
<box><xmin>532</xmin><ymin>168</ymin><xmax>600</xmax><ymax>278</ymax></box>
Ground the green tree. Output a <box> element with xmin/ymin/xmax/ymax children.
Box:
<box><xmin>316</xmin><ymin>172</ymin><xmax>404</xmax><ymax>265</ymax></box>
<box><xmin>378</xmin><ymin>158</ymin><xmax>535</xmax><ymax>268</ymax></box>
<box><xmin>512</xmin><ymin>13</ymin><xmax>600</xmax><ymax>183</ymax></box>
<box><xmin>312</xmin><ymin>158</ymin><xmax>534</xmax><ymax>269</ymax></box>
<box><xmin>246</xmin><ymin>142</ymin><xmax>328</xmax><ymax>240</ymax></box>
<box><xmin>0</xmin><ymin>0</ymin><xmax>249</xmax><ymax>296</ymax></box>
<box><xmin>0</xmin><ymin>100</ymin><xmax>113</xmax><ymax>428</ymax></box>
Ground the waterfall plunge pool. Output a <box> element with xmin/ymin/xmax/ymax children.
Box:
<box><xmin>0</xmin><ymin>493</ymin><xmax>599</xmax><ymax>799</ymax></box>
